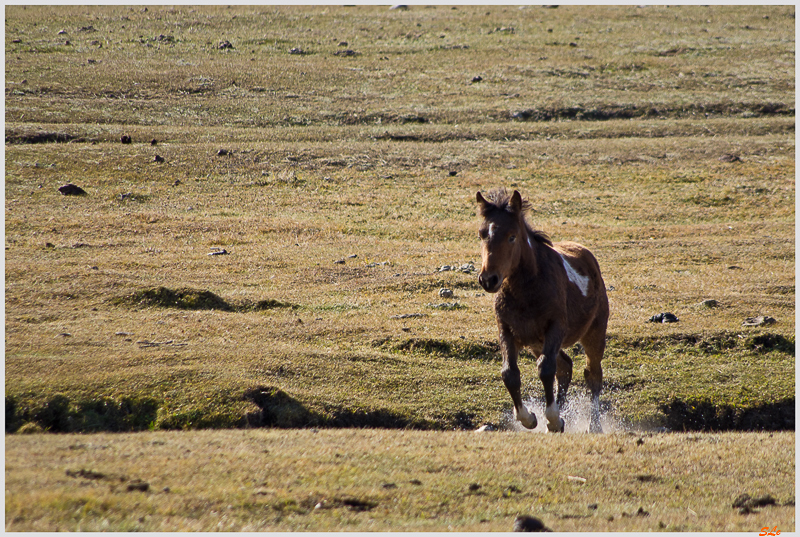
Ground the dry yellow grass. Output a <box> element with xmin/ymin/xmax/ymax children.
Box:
<box><xmin>4</xmin><ymin>5</ymin><xmax>795</xmax><ymax>531</ymax></box>
<box><xmin>5</xmin><ymin>429</ymin><xmax>795</xmax><ymax>532</ymax></box>
<box><xmin>6</xmin><ymin>130</ymin><xmax>794</xmax><ymax>430</ymax></box>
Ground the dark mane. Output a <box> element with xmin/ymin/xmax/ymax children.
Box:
<box><xmin>479</xmin><ymin>188</ymin><xmax>553</xmax><ymax>247</ymax></box>
<box><xmin>478</xmin><ymin>187</ymin><xmax>531</xmax><ymax>216</ymax></box>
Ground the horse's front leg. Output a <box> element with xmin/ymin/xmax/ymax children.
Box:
<box><xmin>538</xmin><ymin>325</ymin><xmax>566</xmax><ymax>433</ymax></box>
<box><xmin>499</xmin><ymin>324</ymin><xmax>537</xmax><ymax>429</ymax></box>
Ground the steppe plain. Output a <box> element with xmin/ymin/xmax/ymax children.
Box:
<box><xmin>5</xmin><ymin>5</ymin><xmax>795</xmax><ymax>531</ymax></box>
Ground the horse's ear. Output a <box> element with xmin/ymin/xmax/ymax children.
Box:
<box><xmin>476</xmin><ymin>191</ymin><xmax>489</xmax><ymax>214</ymax></box>
<box><xmin>509</xmin><ymin>190</ymin><xmax>523</xmax><ymax>214</ymax></box>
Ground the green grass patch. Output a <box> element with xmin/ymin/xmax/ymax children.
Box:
<box><xmin>115</xmin><ymin>287</ymin><xmax>296</xmax><ymax>312</ymax></box>
<box><xmin>6</xmin><ymin>393</ymin><xmax>159</xmax><ymax>433</ymax></box>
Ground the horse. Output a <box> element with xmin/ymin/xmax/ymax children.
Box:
<box><xmin>476</xmin><ymin>188</ymin><xmax>609</xmax><ymax>433</ymax></box>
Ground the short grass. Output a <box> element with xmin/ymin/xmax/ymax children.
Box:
<box><xmin>6</xmin><ymin>3</ymin><xmax>794</xmax><ymax>433</ymax></box>
<box><xmin>5</xmin><ymin>429</ymin><xmax>795</xmax><ymax>532</ymax></box>
<box><xmin>6</xmin><ymin>136</ymin><xmax>794</xmax><ymax>432</ymax></box>
<box><xmin>4</xmin><ymin>5</ymin><xmax>795</xmax><ymax>530</ymax></box>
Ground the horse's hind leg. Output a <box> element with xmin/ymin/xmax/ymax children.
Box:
<box><xmin>556</xmin><ymin>350</ymin><xmax>573</xmax><ymax>408</ymax></box>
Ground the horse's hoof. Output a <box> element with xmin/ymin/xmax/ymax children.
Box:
<box><xmin>515</xmin><ymin>405</ymin><xmax>538</xmax><ymax>429</ymax></box>
<box><xmin>547</xmin><ymin>418</ymin><xmax>565</xmax><ymax>433</ymax></box>
<box><xmin>519</xmin><ymin>412</ymin><xmax>538</xmax><ymax>429</ymax></box>
<box><xmin>519</xmin><ymin>414</ymin><xmax>537</xmax><ymax>430</ymax></box>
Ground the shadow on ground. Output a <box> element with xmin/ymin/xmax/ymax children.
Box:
<box><xmin>661</xmin><ymin>398</ymin><xmax>795</xmax><ymax>431</ymax></box>
<box><xmin>243</xmin><ymin>386</ymin><xmax>441</xmax><ymax>429</ymax></box>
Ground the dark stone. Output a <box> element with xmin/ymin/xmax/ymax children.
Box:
<box><xmin>126</xmin><ymin>480</ymin><xmax>149</xmax><ymax>492</ymax></box>
<box><xmin>648</xmin><ymin>312</ymin><xmax>678</xmax><ymax>323</ymax></box>
<box><xmin>513</xmin><ymin>515</ymin><xmax>552</xmax><ymax>532</ymax></box>
<box><xmin>58</xmin><ymin>183</ymin><xmax>87</xmax><ymax>196</ymax></box>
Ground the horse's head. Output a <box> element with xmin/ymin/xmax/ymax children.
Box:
<box><xmin>476</xmin><ymin>189</ymin><xmax>528</xmax><ymax>293</ymax></box>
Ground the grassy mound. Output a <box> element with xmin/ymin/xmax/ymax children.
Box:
<box><xmin>117</xmin><ymin>287</ymin><xmax>296</xmax><ymax>312</ymax></box>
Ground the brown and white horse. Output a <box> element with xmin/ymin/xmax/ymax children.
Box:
<box><xmin>476</xmin><ymin>188</ymin><xmax>609</xmax><ymax>433</ymax></box>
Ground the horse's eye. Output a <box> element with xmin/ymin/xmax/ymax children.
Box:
<box><xmin>509</xmin><ymin>235</ymin><xmax>516</xmax><ymax>243</ymax></box>
<box><xmin>479</xmin><ymin>229</ymin><xmax>488</xmax><ymax>240</ymax></box>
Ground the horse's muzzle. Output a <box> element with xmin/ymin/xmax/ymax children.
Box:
<box><xmin>478</xmin><ymin>272</ymin><xmax>501</xmax><ymax>293</ymax></box>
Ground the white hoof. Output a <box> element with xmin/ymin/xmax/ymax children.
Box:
<box><xmin>548</xmin><ymin>417</ymin><xmax>565</xmax><ymax>433</ymax></box>
<box><xmin>515</xmin><ymin>406</ymin><xmax>537</xmax><ymax>429</ymax></box>
<box><xmin>545</xmin><ymin>403</ymin><xmax>563</xmax><ymax>433</ymax></box>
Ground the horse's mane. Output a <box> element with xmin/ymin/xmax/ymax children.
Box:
<box><xmin>479</xmin><ymin>188</ymin><xmax>553</xmax><ymax>247</ymax></box>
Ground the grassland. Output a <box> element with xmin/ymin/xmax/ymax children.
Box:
<box><xmin>4</xmin><ymin>5</ymin><xmax>795</xmax><ymax>531</ymax></box>
<box><xmin>5</xmin><ymin>429</ymin><xmax>795</xmax><ymax>532</ymax></box>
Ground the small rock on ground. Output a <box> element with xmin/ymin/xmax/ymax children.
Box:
<box><xmin>58</xmin><ymin>184</ymin><xmax>87</xmax><ymax>196</ymax></box>
<box><xmin>648</xmin><ymin>312</ymin><xmax>678</xmax><ymax>323</ymax></box>
<box><xmin>126</xmin><ymin>480</ymin><xmax>149</xmax><ymax>492</ymax></box>
<box><xmin>475</xmin><ymin>423</ymin><xmax>497</xmax><ymax>433</ymax></box>
<box><xmin>513</xmin><ymin>515</ymin><xmax>551</xmax><ymax>532</ymax></box>
<box><xmin>437</xmin><ymin>262</ymin><xmax>476</xmax><ymax>274</ymax></box>
<box><xmin>426</xmin><ymin>302</ymin><xmax>461</xmax><ymax>310</ymax></box>
<box><xmin>732</xmin><ymin>493</ymin><xmax>777</xmax><ymax>509</ymax></box>
<box><xmin>389</xmin><ymin>313</ymin><xmax>425</xmax><ymax>320</ymax></box>
<box><xmin>742</xmin><ymin>316</ymin><xmax>776</xmax><ymax>327</ymax></box>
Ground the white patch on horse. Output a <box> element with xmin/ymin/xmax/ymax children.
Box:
<box><xmin>560</xmin><ymin>254</ymin><xmax>589</xmax><ymax>297</ymax></box>
<box><xmin>544</xmin><ymin>402</ymin><xmax>561</xmax><ymax>432</ymax></box>
<box><xmin>515</xmin><ymin>404</ymin><xmax>536</xmax><ymax>429</ymax></box>
<box><xmin>488</xmin><ymin>223</ymin><xmax>497</xmax><ymax>240</ymax></box>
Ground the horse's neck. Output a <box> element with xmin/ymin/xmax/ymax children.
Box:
<box><xmin>514</xmin><ymin>232</ymin><xmax>546</xmax><ymax>281</ymax></box>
